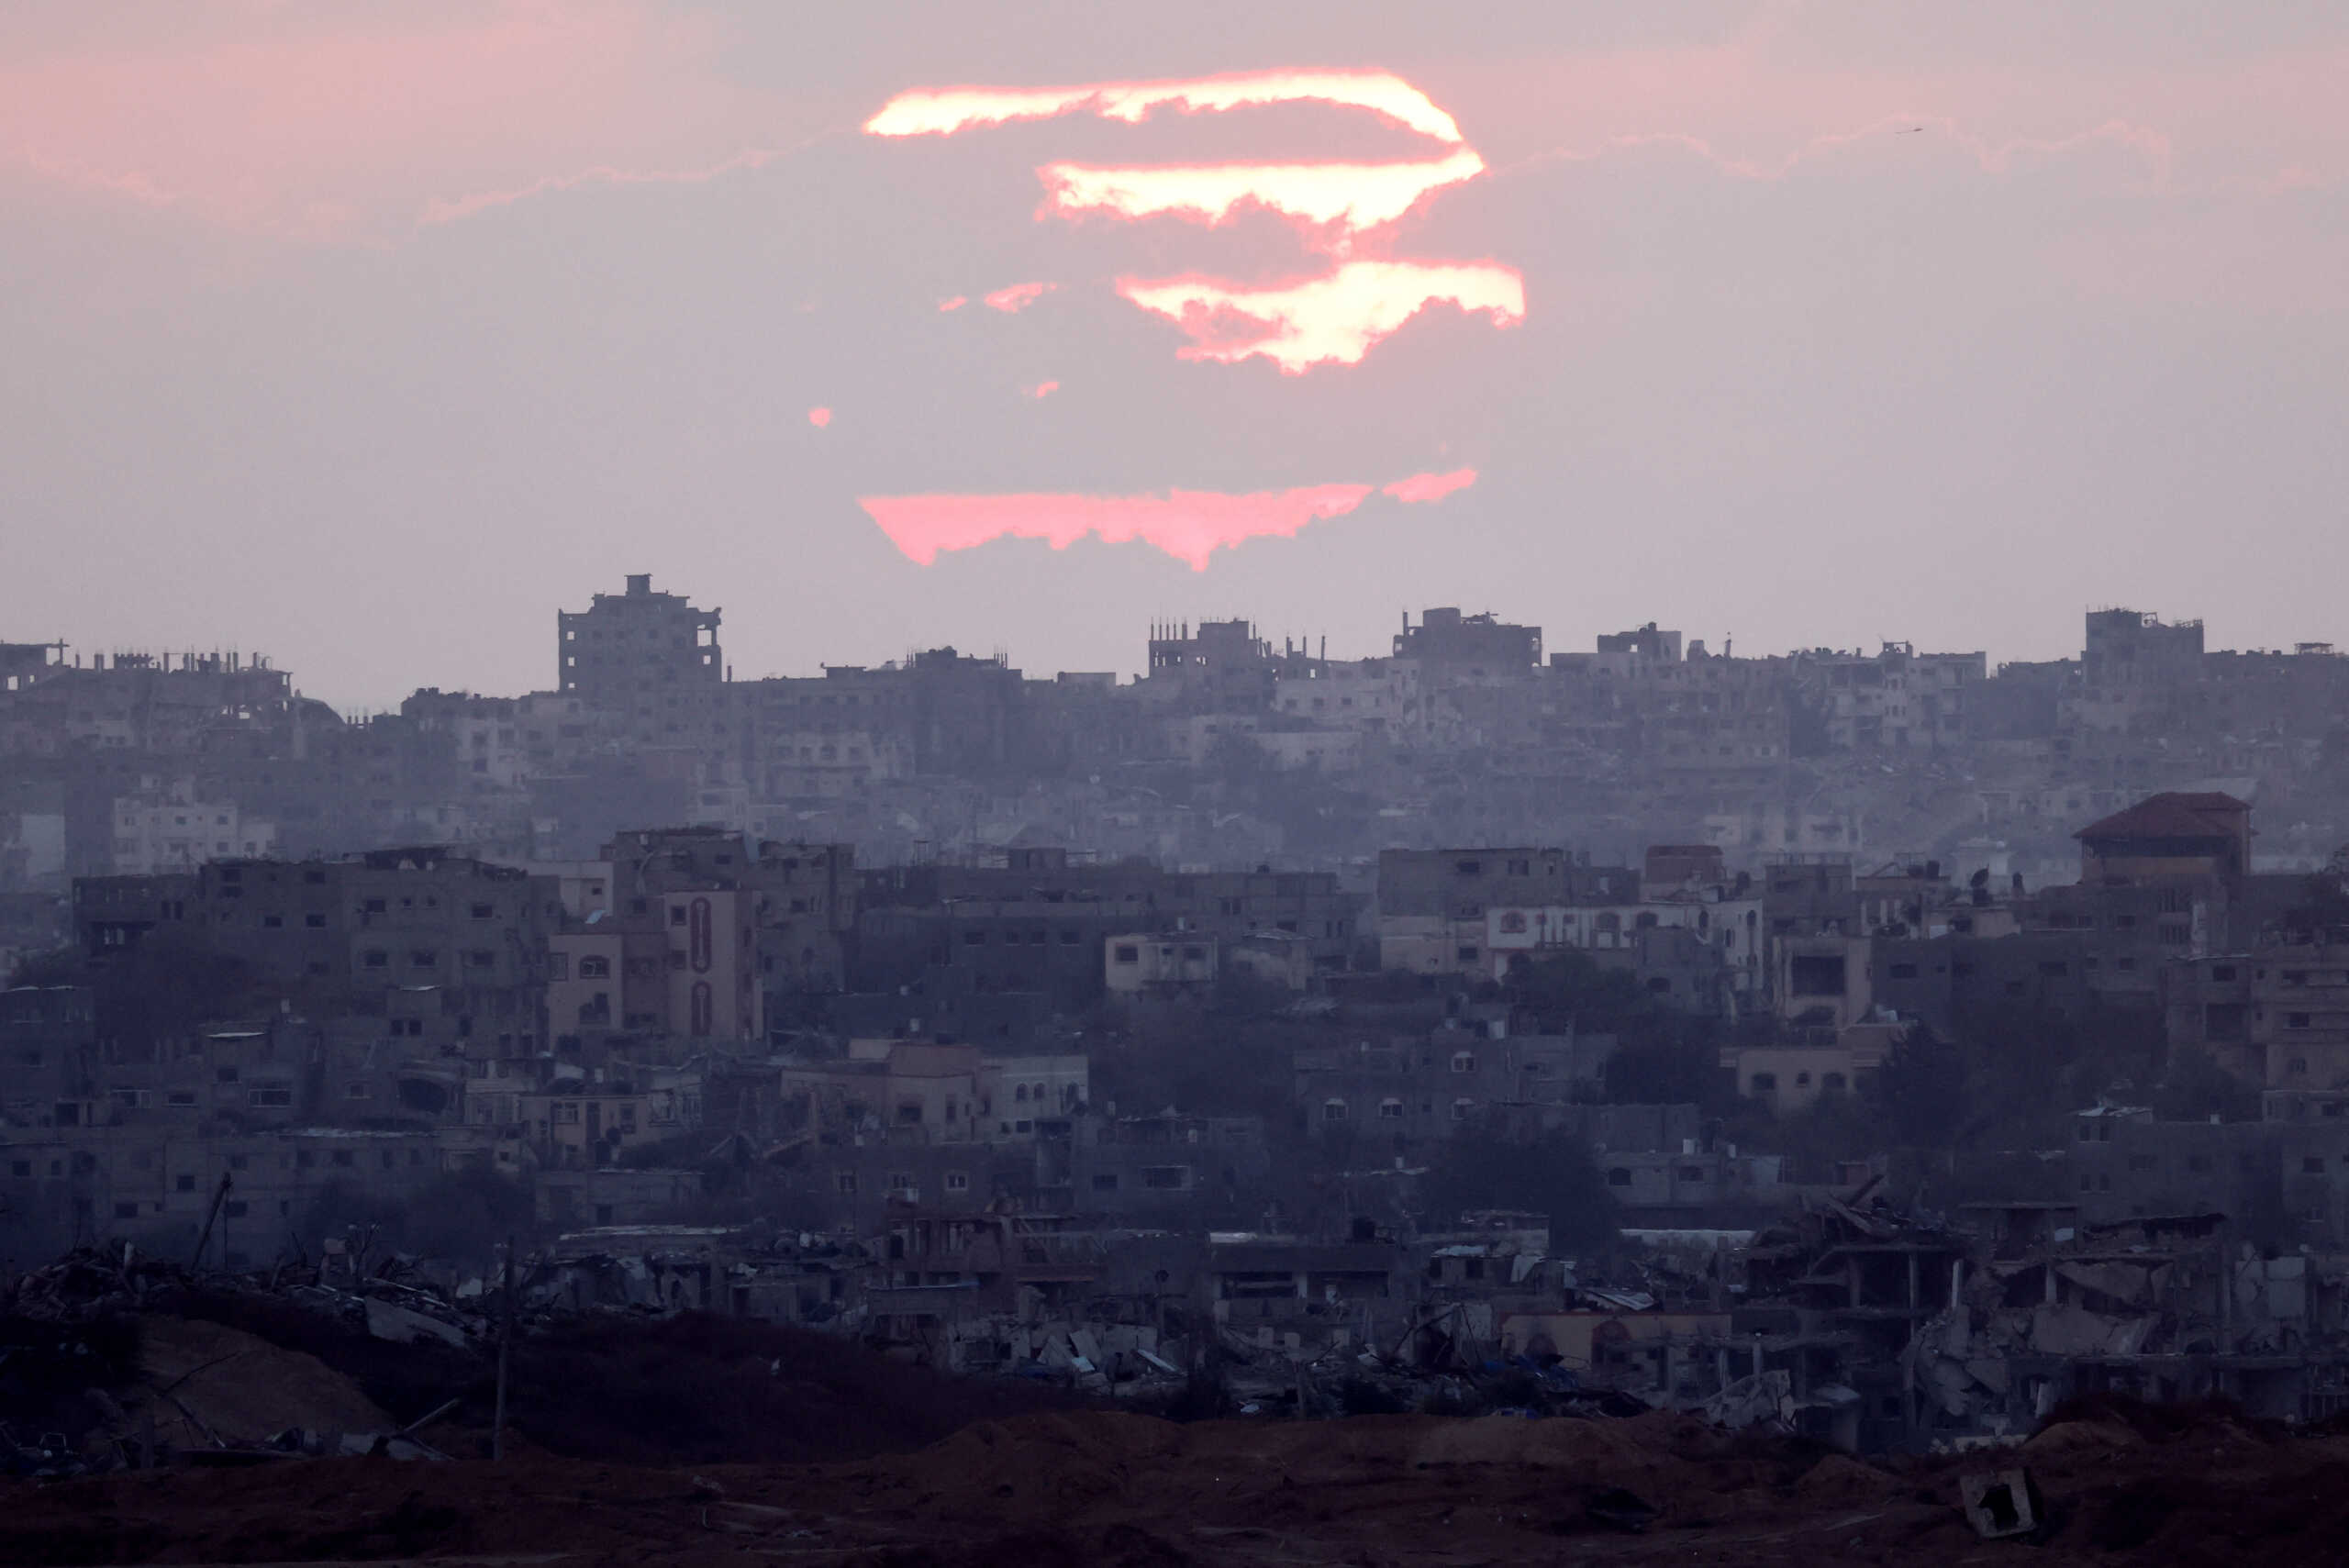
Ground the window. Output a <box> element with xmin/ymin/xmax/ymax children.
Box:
<box><xmin>410</xmin><ymin>950</ymin><xmax>438</xmax><ymax>969</ymax></box>
<box><xmin>1379</xmin><ymin>1097</ymin><xmax>1404</xmax><ymax>1119</ymax></box>
<box><xmin>345</xmin><ymin>1083</ymin><xmax>372</xmax><ymax>1100</ymax></box>
<box><xmin>1092</xmin><ymin>1173</ymin><xmax>1120</xmax><ymax>1192</ymax></box>
<box><xmin>1113</xmin><ymin>944</ymin><xmax>1139</xmax><ymax>963</ymax></box>
<box><xmin>306</xmin><ymin>913</ymin><xmax>328</xmax><ymax>929</ymax></box>
<box><xmin>944</xmin><ymin>1172</ymin><xmax>970</xmax><ymax>1193</ymax></box>
<box><xmin>1822</xmin><ymin>1073</ymin><xmax>1847</xmax><ymax>1092</ymax></box>
<box><xmin>1142</xmin><ymin>1166</ymin><xmax>1186</xmax><ymax>1189</ymax></box>
<box><xmin>1888</xmin><ymin>962</ymin><xmax>1919</xmax><ymax>980</ymax></box>
<box><xmin>114</xmin><ymin>1202</ymin><xmax>139</xmax><ymax>1219</ymax></box>
<box><xmin>2290</xmin><ymin>1013</ymin><xmax>2312</xmax><ymax>1029</ymax></box>
<box><xmin>174</xmin><ymin>1173</ymin><xmax>196</xmax><ymax>1192</ymax></box>
<box><xmin>1452</xmin><ymin>1097</ymin><xmax>1475</xmax><ymax>1120</ymax></box>
<box><xmin>1322</xmin><ymin>1099</ymin><xmax>1348</xmax><ymax>1122</ymax></box>
<box><xmin>1456</xmin><ymin>946</ymin><xmax>1480</xmax><ymax>963</ymax></box>
<box><xmin>2305</xmin><ymin>1157</ymin><xmax>2327</xmax><ymax>1174</ymax></box>
<box><xmin>579</xmin><ymin>955</ymin><xmax>609</xmax><ymax>978</ymax></box>
<box><xmin>224</xmin><ymin>1201</ymin><xmax>248</xmax><ymax>1218</ymax></box>
<box><xmin>1750</xmin><ymin>1073</ymin><xmax>1778</xmax><ymax>1093</ymax></box>
<box><xmin>2187</xmin><ymin>1155</ymin><xmax>2210</xmax><ymax>1173</ymax></box>
<box><xmin>466</xmin><ymin>950</ymin><xmax>496</xmax><ymax>969</ymax></box>
<box><xmin>1607</xmin><ymin>1167</ymin><xmax>1632</xmax><ymax>1187</ymax></box>
<box><xmin>834</xmin><ymin>1172</ymin><xmax>857</xmax><ymax>1194</ymax></box>
<box><xmin>1451</xmin><ymin>1051</ymin><xmax>1476</xmax><ymax>1073</ymax></box>
<box><xmin>2128</xmin><ymin>1154</ymin><xmax>2157</xmax><ymax>1172</ymax></box>
<box><xmin>471</xmin><ymin>902</ymin><xmax>495</xmax><ymax>919</ymax></box>
<box><xmin>362</xmin><ymin>950</ymin><xmax>388</xmax><ymax>969</ymax></box>
<box><xmin>247</xmin><ymin>1086</ymin><xmax>292</xmax><ymax>1107</ymax></box>
<box><xmin>1676</xmin><ymin>1166</ymin><xmax>1705</xmax><ymax>1183</ymax></box>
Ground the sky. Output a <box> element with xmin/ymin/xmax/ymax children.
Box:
<box><xmin>2</xmin><ymin>1</ymin><xmax>2344</xmax><ymax>711</ymax></box>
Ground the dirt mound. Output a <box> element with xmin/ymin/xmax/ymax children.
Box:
<box><xmin>139</xmin><ymin>1316</ymin><xmax>391</xmax><ymax>1449</ymax></box>
<box><xmin>166</xmin><ymin>1299</ymin><xmax>1096</xmax><ymax>1466</ymax></box>
<box><xmin>2024</xmin><ymin>1417</ymin><xmax>2143</xmax><ymax>1459</ymax></box>
<box><xmin>505</xmin><ymin>1312</ymin><xmax>1098</xmax><ymax>1464</ymax></box>
<box><xmin>10</xmin><ymin>1394</ymin><xmax>2349</xmax><ymax>1566</ymax></box>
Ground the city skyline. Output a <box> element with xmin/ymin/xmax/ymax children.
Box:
<box><xmin>4</xmin><ymin>3</ymin><xmax>2344</xmax><ymax>708</ymax></box>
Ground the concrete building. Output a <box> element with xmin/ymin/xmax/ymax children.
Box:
<box><xmin>557</xmin><ymin>573</ymin><xmax>725</xmax><ymax>759</ymax></box>
<box><xmin>111</xmin><ymin>786</ymin><xmax>276</xmax><ymax>873</ymax></box>
<box><xmin>1105</xmin><ymin>931</ymin><xmax>1217</xmax><ymax>999</ymax></box>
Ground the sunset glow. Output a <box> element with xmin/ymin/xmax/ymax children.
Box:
<box><xmin>984</xmin><ymin>281</ymin><xmax>1056</xmax><ymax>313</ymax></box>
<box><xmin>863</xmin><ymin>69</ymin><xmax>1465</xmax><ymax>146</ymax></box>
<box><xmin>807</xmin><ymin>406</ymin><xmax>832</xmax><ymax>428</ymax></box>
<box><xmin>861</xmin><ymin>468</ymin><xmax>1478</xmax><ymax>571</ymax></box>
<box><xmin>1030</xmin><ymin>381</ymin><xmax>1061</xmax><ymax>399</ymax></box>
<box><xmin>938</xmin><ymin>295</ymin><xmax>968</xmax><ymax>311</ymax></box>
<box><xmin>1119</xmin><ymin>261</ymin><xmax>1526</xmax><ymax>373</ymax></box>
<box><xmin>1382</xmin><ymin>467</ymin><xmax>1477</xmax><ymax>503</ymax></box>
<box><xmin>867</xmin><ymin>64</ymin><xmax>1518</xmax><ymax>374</ymax></box>
<box><xmin>1039</xmin><ymin>149</ymin><xmax>1486</xmax><ymax>235</ymax></box>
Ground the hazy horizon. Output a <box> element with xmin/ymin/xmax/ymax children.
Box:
<box><xmin>5</xmin><ymin>2</ymin><xmax>2344</xmax><ymax>712</ymax></box>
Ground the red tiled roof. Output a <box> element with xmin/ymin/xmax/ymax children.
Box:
<box><xmin>2075</xmin><ymin>792</ymin><xmax>2250</xmax><ymax>842</ymax></box>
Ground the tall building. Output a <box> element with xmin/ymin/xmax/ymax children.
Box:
<box><xmin>556</xmin><ymin>574</ymin><xmax>724</xmax><ymax>754</ymax></box>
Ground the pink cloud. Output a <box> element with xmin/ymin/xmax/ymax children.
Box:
<box><xmin>1383</xmin><ymin>468</ymin><xmax>1476</xmax><ymax>503</ymax></box>
<box><xmin>864</xmin><ymin>69</ymin><xmax>1465</xmax><ymax>147</ymax></box>
<box><xmin>1118</xmin><ymin>261</ymin><xmax>1526</xmax><ymax>373</ymax></box>
<box><xmin>878</xmin><ymin>68</ymin><xmax>1515</xmax><ymax>373</ymax></box>
<box><xmin>860</xmin><ymin>468</ymin><xmax>1475</xmax><ymax>571</ymax></box>
<box><xmin>807</xmin><ymin>406</ymin><xmax>832</xmax><ymax>428</ymax></box>
<box><xmin>0</xmin><ymin>2</ymin><xmax>800</xmax><ymax>240</ymax></box>
<box><xmin>983</xmin><ymin>281</ymin><xmax>1056</xmax><ymax>313</ymax></box>
<box><xmin>1030</xmin><ymin>381</ymin><xmax>1061</xmax><ymax>399</ymax></box>
<box><xmin>938</xmin><ymin>295</ymin><xmax>968</xmax><ymax>311</ymax></box>
<box><xmin>1038</xmin><ymin>149</ymin><xmax>1486</xmax><ymax>236</ymax></box>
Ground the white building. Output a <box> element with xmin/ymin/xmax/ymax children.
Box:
<box><xmin>112</xmin><ymin>790</ymin><xmax>275</xmax><ymax>873</ymax></box>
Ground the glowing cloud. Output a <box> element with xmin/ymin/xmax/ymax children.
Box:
<box><xmin>861</xmin><ymin>468</ymin><xmax>1475</xmax><ymax>571</ymax></box>
<box><xmin>1040</xmin><ymin>148</ymin><xmax>1486</xmax><ymax>234</ymax></box>
<box><xmin>864</xmin><ymin>69</ymin><xmax>1464</xmax><ymax>147</ymax></box>
<box><xmin>807</xmin><ymin>406</ymin><xmax>832</xmax><ymax>428</ymax></box>
<box><xmin>1030</xmin><ymin>381</ymin><xmax>1061</xmax><ymax>399</ymax></box>
<box><xmin>1119</xmin><ymin>261</ymin><xmax>1525</xmax><ymax>373</ymax></box>
<box><xmin>938</xmin><ymin>295</ymin><xmax>968</xmax><ymax>311</ymax></box>
<box><xmin>984</xmin><ymin>281</ymin><xmax>1056</xmax><ymax>313</ymax></box>
<box><xmin>1383</xmin><ymin>467</ymin><xmax>1477</xmax><ymax>503</ymax></box>
<box><xmin>870</xmin><ymin>65</ymin><xmax>1518</xmax><ymax>373</ymax></box>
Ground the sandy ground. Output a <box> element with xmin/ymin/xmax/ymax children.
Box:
<box><xmin>8</xmin><ymin>1400</ymin><xmax>2349</xmax><ymax>1567</ymax></box>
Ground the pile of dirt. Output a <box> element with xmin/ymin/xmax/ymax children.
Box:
<box><xmin>138</xmin><ymin>1317</ymin><xmax>392</xmax><ymax>1451</ymax></box>
<box><xmin>503</xmin><ymin>1312</ymin><xmax>1099</xmax><ymax>1464</ymax></box>
<box><xmin>169</xmin><ymin>1300</ymin><xmax>1098</xmax><ymax>1466</ymax></box>
<box><xmin>10</xmin><ymin>1392</ymin><xmax>2349</xmax><ymax>1565</ymax></box>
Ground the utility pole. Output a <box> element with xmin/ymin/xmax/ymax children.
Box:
<box><xmin>493</xmin><ymin>1235</ymin><xmax>516</xmax><ymax>1460</ymax></box>
<box><xmin>189</xmin><ymin>1171</ymin><xmax>232</xmax><ymax>1272</ymax></box>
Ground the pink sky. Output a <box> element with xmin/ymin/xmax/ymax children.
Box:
<box><xmin>1</xmin><ymin>2</ymin><xmax>2343</xmax><ymax>705</ymax></box>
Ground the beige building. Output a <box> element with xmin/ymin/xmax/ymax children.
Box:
<box><xmin>1106</xmin><ymin>932</ymin><xmax>1218</xmax><ymax>997</ymax></box>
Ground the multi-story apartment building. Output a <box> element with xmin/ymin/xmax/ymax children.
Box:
<box><xmin>556</xmin><ymin>573</ymin><xmax>725</xmax><ymax>759</ymax></box>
